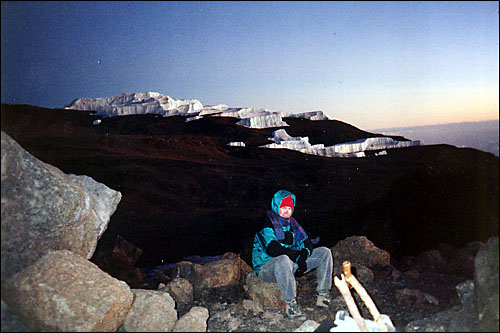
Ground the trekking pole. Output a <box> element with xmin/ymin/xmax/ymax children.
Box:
<box><xmin>342</xmin><ymin>261</ymin><xmax>389</xmax><ymax>332</ymax></box>
<box><xmin>334</xmin><ymin>273</ymin><xmax>369</xmax><ymax>332</ymax></box>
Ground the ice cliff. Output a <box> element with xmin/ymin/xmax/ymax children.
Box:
<box><xmin>65</xmin><ymin>92</ymin><xmax>203</xmax><ymax>117</ymax></box>
<box><xmin>260</xmin><ymin>129</ymin><xmax>422</xmax><ymax>158</ymax></box>
<box><xmin>66</xmin><ymin>92</ymin><xmax>421</xmax><ymax>158</ymax></box>
<box><xmin>66</xmin><ymin>92</ymin><xmax>302</xmax><ymax>128</ymax></box>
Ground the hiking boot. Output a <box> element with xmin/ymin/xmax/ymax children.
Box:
<box><xmin>316</xmin><ymin>294</ymin><xmax>332</xmax><ymax>309</ymax></box>
<box><xmin>285</xmin><ymin>299</ymin><xmax>306</xmax><ymax>320</ymax></box>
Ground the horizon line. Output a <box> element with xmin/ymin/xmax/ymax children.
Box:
<box><xmin>367</xmin><ymin>118</ymin><xmax>499</xmax><ymax>131</ymax></box>
<box><xmin>1</xmin><ymin>101</ymin><xmax>498</xmax><ymax>132</ymax></box>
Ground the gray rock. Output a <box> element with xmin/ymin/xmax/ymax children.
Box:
<box><xmin>242</xmin><ymin>299</ymin><xmax>264</xmax><ymax>315</ymax></box>
<box><xmin>455</xmin><ymin>280</ymin><xmax>474</xmax><ymax>306</ymax></box>
<box><xmin>293</xmin><ymin>319</ymin><xmax>320</xmax><ymax>332</ymax></box>
<box><xmin>245</xmin><ymin>273</ymin><xmax>287</xmax><ymax>311</ymax></box>
<box><xmin>161</xmin><ymin>278</ymin><xmax>194</xmax><ymax>311</ymax></box>
<box><xmin>405</xmin><ymin>304</ymin><xmax>474</xmax><ymax>332</ymax></box>
<box><xmin>1</xmin><ymin>131</ymin><xmax>121</xmax><ymax>282</ymax></box>
<box><xmin>173</xmin><ymin>306</ymin><xmax>209</xmax><ymax>332</ymax></box>
<box><xmin>473</xmin><ymin>236</ymin><xmax>499</xmax><ymax>331</ymax></box>
<box><xmin>1</xmin><ymin>300</ymin><xmax>32</xmax><ymax>332</ymax></box>
<box><xmin>351</xmin><ymin>263</ymin><xmax>375</xmax><ymax>284</ymax></box>
<box><xmin>121</xmin><ymin>289</ymin><xmax>178</xmax><ymax>332</ymax></box>
<box><xmin>395</xmin><ymin>288</ymin><xmax>439</xmax><ymax>306</ymax></box>
<box><xmin>1</xmin><ymin>250</ymin><xmax>133</xmax><ymax>332</ymax></box>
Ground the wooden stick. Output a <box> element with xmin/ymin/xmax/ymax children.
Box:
<box><xmin>334</xmin><ymin>274</ymin><xmax>369</xmax><ymax>332</ymax></box>
<box><xmin>342</xmin><ymin>261</ymin><xmax>389</xmax><ymax>332</ymax></box>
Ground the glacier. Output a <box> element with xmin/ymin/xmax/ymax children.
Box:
<box><xmin>259</xmin><ymin>129</ymin><xmax>422</xmax><ymax>158</ymax></box>
<box><xmin>66</xmin><ymin>92</ymin><xmax>422</xmax><ymax>157</ymax></box>
<box><xmin>66</xmin><ymin>92</ymin><xmax>306</xmax><ymax>128</ymax></box>
<box><xmin>226</xmin><ymin>142</ymin><xmax>246</xmax><ymax>147</ymax></box>
<box><xmin>66</xmin><ymin>92</ymin><xmax>203</xmax><ymax>117</ymax></box>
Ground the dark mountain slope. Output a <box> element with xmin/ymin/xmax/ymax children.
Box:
<box><xmin>1</xmin><ymin>104</ymin><xmax>497</xmax><ymax>269</ymax></box>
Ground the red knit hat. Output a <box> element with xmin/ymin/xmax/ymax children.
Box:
<box><xmin>280</xmin><ymin>196</ymin><xmax>294</xmax><ymax>209</ymax></box>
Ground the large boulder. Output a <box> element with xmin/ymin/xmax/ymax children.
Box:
<box><xmin>330</xmin><ymin>236</ymin><xmax>391</xmax><ymax>276</ymax></box>
<box><xmin>1</xmin><ymin>250</ymin><xmax>133</xmax><ymax>332</ymax></box>
<box><xmin>176</xmin><ymin>252</ymin><xmax>252</xmax><ymax>295</ymax></box>
<box><xmin>195</xmin><ymin>258</ymin><xmax>240</xmax><ymax>290</ymax></box>
<box><xmin>1</xmin><ymin>131</ymin><xmax>122</xmax><ymax>282</ymax></box>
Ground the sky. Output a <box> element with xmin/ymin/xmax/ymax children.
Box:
<box><xmin>1</xmin><ymin>1</ymin><xmax>498</xmax><ymax>130</ymax></box>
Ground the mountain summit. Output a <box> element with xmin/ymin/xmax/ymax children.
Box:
<box><xmin>65</xmin><ymin>92</ymin><xmax>204</xmax><ymax>117</ymax></box>
<box><xmin>65</xmin><ymin>92</ymin><xmax>420</xmax><ymax>158</ymax></box>
<box><xmin>65</xmin><ymin>91</ymin><xmax>327</xmax><ymax>128</ymax></box>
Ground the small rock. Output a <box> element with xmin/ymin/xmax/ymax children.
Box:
<box><xmin>227</xmin><ymin>317</ymin><xmax>242</xmax><ymax>331</ymax></box>
<box><xmin>293</xmin><ymin>319</ymin><xmax>320</xmax><ymax>332</ymax></box>
<box><xmin>172</xmin><ymin>306</ymin><xmax>209</xmax><ymax>332</ymax></box>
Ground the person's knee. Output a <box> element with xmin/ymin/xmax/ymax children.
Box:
<box><xmin>316</xmin><ymin>247</ymin><xmax>333</xmax><ymax>261</ymax></box>
<box><xmin>276</xmin><ymin>254</ymin><xmax>293</xmax><ymax>263</ymax></box>
<box><xmin>276</xmin><ymin>254</ymin><xmax>294</xmax><ymax>268</ymax></box>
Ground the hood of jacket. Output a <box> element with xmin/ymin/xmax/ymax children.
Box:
<box><xmin>270</xmin><ymin>190</ymin><xmax>296</xmax><ymax>216</ymax></box>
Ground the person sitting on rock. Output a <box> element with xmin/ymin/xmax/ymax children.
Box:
<box><xmin>252</xmin><ymin>189</ymin><xmax>334</xmax><ymax>320</ymax></box>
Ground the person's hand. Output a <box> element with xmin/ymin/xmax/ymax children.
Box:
<box><xmin>295</xmin><ymin>249</ymin><xmax>309</xmax><ymax>277</ymax></box>
<box><xmin>298</xmin><ymin>248</ymin><xmax>310</xmax><ymax>260</ymax></box>
<box><xmin>286</xmin><ymin>250</ymin><xmax>301</xmax><ymax>263</ymax></box>
<box><xmin>295</xmin><ymin>257</ymin><xmax>307</xmax><ymax>277</ymax></box>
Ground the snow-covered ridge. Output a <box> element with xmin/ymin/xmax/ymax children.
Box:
<box><xmin>66</xmin><ymin>92</ymin><xmax>203</xmax><ymax>117</ymax></box>
<box><xmin>66</xmin><ymin>92</ymin><xmax>422</xmax><ymax>158</ymax></box>
<box><xmin>65</xmin><ymin>92</ymin><xmax>321</xmax><ymax>128</ymax></box>
<box><xmin>260</xmin><ymin>129</ymin><xmax>422</xmax><ymax>158</ymax></box>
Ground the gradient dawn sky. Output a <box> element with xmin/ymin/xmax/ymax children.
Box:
<box><xmin>1</xmin><ymin>1</ymin><xmax>498</xmax><ymax>130</ymax></box>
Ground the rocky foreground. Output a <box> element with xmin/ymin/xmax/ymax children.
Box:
<box><xmin>135</xmin><ymin>236</ymin><xmax>498</xmax><ymax>332</ymax></box>
<box><xmin>2</xmin><ymin>233</ymin><xmax>498</xmax><ymax>332</ymax></box>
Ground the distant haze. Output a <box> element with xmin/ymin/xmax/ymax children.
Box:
<box><xmin>372</xmin><ymin>120</ymin><xmax>499</xmax><ymax>156</ymax></box>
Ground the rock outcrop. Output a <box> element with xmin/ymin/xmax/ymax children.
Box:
<box><xmin>1</xmin><ymin>130</ymin><xmax>122</xmax><ymax>282</ymax></box>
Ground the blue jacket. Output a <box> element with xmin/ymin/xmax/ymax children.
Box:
<box><xmin>252</xmin><ymin>190</ymin><xmax>313</xmax><ymax>275</ymax></box>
